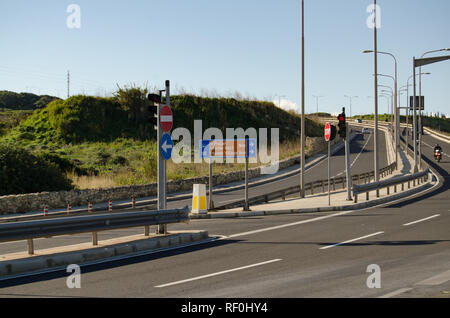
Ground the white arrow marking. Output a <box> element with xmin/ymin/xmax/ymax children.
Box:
<box><xmin>162</xmin><ymin>140</ymin><xmax>173</xmax><ymax>153</ymax></box>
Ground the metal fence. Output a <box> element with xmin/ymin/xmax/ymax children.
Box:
<box><xmin>214</xmin><ymin>162</ymin><xmax>398</xmax><ymax>210</ymax></box>
<box><xmin>0</xmin><ymin>207</ymin><xmax>190</xmax><ymax>255</ymax></box>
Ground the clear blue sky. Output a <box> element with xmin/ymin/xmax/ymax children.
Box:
<box><xmin>0</xmin><ymin>0</ymin><xmax>449</xmax><ymax>116</ymax></box>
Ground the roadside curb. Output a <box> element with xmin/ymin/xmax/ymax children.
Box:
<box><xmin>0</xmin><ymin>230</ymin><xmax>209</xmax><ymax>280</ymax></box>
<box><xmin>189</xmin><ymin>178</ymin><xmax>435</xmax><ymax>219</ymax></box>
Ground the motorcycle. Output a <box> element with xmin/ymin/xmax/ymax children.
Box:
<box><xmin>435</xmin><ymin>149</ymin><xmax>442</xmax><ymax>163</ymax></box>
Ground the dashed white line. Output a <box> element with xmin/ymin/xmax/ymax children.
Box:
<box><xmin>403</xmin><ymin>214</ymin><xmax>440</xmax><ymax>227</ymax></box>
<box><xmin>154</xmin><ymin>259</ymin><xmax>282</xmax><ymax>288</ymax></box>
<box><xmin>319</xmin><ymin>231</ymin><xmax>385</xmax><ymax>250</ymax></box>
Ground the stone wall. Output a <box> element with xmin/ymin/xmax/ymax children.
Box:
<box><xmin>0</xmin><ymin>136</ymin><xmax>338</xmax><ymax>214</ymax></box>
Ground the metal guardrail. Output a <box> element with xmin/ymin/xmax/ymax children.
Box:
<box><xmin>352</xmin><ymin>169</ymin><xmax>429</xmax><ymax>203</ymax></box>
<box><xmin>214</xmin><ymin>162</ymin><xmax>397</xmax><ymax>210</ymax></box>
<box><xmin>0</xmin><ymin>207</ymin><xmax>190</xmax><ymax>255</ymax></box>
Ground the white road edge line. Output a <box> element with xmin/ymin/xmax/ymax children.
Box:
<box><xmin>154</xmin><ymin>258</ymin><xmax>282</xmax><ymax>288</ymax></box>
<box><xmin>331</xmin><ymin>132</ymin><xmax>372</xmax><ymax>178</ymax></box>
<box><xmin>378</xmin><ymin>287</ymin><xmax>413</xmax><ymax>298</ymax></box>
<box><xmin>416</xmin><ymin>269</ymin><xmax>450</xmax><ymax>286</ymax></box>
<box><xmin>403</xmin><ymin>214</ymin><xmax>440</xmax><ymax>227</ymax></box>
<box><xmin>319</xmin><ymin>231</ymin><xmax>385</xmax><ymax>250</ymax></box>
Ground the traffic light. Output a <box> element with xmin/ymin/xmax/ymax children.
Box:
<box><xmin>337</xmin><ymin>112</ymin><xmax>346</xmax><ymax>139</ymax></box>
<box><xmin>147</xmin><ymin>93</ymin><xmax>161</xmax><ymax>130</ymax></box>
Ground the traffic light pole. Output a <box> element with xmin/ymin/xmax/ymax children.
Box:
<box><xmin>156</xmin><ymin>81</ymin><xmax>170</xmax><ymax>235</ymax></box>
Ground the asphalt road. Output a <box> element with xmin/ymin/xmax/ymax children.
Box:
<box><xmin>2</xmin><ymin>130</ymin><xmax>448</xmax><ymax>298</ymax></box>
<box><xmin>0</xmin><ymin>127</ymin><xmax>387</xmax><ymax>255</ymax></box>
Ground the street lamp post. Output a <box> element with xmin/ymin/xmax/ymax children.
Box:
<box><xmin>364</xmin><ymin>50</ymin><xmax>398</xmax><ymax>169</ymax></box>
<box><xmin>300</xmin><ymin>0</ymin><xmax>305</xmax><ymax>198</ymax></box>
<box><xmin>418</xmin><ymin>48</ymin><xmax>450</xmax><ymax>169</ymax></box>
<box><xmin>312</xmin><ymin>95</ymin><xmax>324</xmax><ymax>114</ymax></box>
<box><xmin>344</xmin><ymin>95</ymin><xmax>358</xmax><ymax>118</ymax></box>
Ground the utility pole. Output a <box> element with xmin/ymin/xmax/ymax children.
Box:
<box><xmin>373</xmin><ymin>0</ymin><xmax>380</xmax><ymax>197</ymax></box>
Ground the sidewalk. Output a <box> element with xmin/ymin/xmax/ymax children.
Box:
<box><xmin>190</xmin><ymin>147</ymin><xmax>436</xmax><ymax>219</ymax></box>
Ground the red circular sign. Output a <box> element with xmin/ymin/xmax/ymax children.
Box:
<box><xmin>160</xmin><ymin>105</ymin><xmax>173</xmax><ymax>132</ymax></box>
<box><xmin>324</xmin><ymin>122</ymin><xmax>331</xmax><ymax>142</ymax></box>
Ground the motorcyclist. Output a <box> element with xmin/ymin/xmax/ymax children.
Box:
<box><xmin>434</xmin><ymin>144</ymin><xmax>443</xmax><ymax>161</ymax></box>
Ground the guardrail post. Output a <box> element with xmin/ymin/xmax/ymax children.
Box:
<box><xmin>408</xmin><ymin>180</ymin><xmax>411</xmax><ymax>189</ymax></box>
<box><xmin>322</xmin><ymin>180</ymin><xmax>325</xmax><ymax>193</ymax></box>
<box><xmin>342</xmin><ymin>177</ymin><xmax>345</xmax><ymax>189</ymax></box>
<box><xmin>145</xmin><ymin>225</ymin><xmax>150</xmax><ymax>236</ymax></box>
<box><xmin>332</xmin><ymin>178</ymin><xmax>335</xmax><ymax>191</ymax></box>
<box><xmin>387</xmin><ymin>186</ymin><xmax>390</xmax><ymax>195</ymax></box>
<box><xmin>394</xmin><ymin>184</ymin><xmax>397</xmax><ymax>193</ymax></box>
<box><xmin>311</xmin><ymin>183</ymin><xmax>314</xmax><ymax>195</ymax></box>
<box><xmin>27</xmin><ymin>239</ymin><xmax>34</xmax><ymax>255</ymax></box>
<box><xmin>401</xmin><ymin>182</ymin><xmax>404</xmax><ymax>191</ymax></box>
<box><xmin>366</xmin><ymin>191</ymin><xmax>369</xmax><ymax>201</ymax></box>
<box><xmin>354</xmin><ymin>193</ymin><xmax>358</xmax><ymax>203</ymax></box>
<box><xmin>92</xmin><ymin>232</ymin><xmax>98</xmax><ymax>246</ymax></box>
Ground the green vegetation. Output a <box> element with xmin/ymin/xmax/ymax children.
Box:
<box><xmin>0</xmin><ymin>143</ymin><xmax>73</xmax><ymax>196</ymax></box>
<box><xmin>0</xmin><ymin>87</ymin><xmax>325</xmax><ymax>193</ymax></box>
<box><xmin>0</xmin><ymin>90</ymin><xmax>59</xmax><ymax>110</ymax></box>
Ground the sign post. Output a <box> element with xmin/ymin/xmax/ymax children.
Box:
<box><xmin>200</xmin><ymin>138</ymin><xmax>256</xmax><ymax>211</ymax></box>
<box><xmin>324</xmin><ymin>122</ymin><xmax>335</xmax><ymax>206</ymax></box>
<box><xmin>158</xmin><ymin>81</ymin><xmax>171</xmax><ymax>234</ymax></box>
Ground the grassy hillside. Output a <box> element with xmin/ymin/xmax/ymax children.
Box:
<box><xmin>0</xmin><ymin>90</ymin><xmax>59</xmax><ymax>110</ymax></box>
<box><xmin>1</xmin><ymin>91</ymin><xmax>325</xmax><ymax>190</ymax></box>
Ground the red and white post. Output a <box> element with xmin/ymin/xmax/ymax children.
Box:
<box><xmin>108</xmin><ymin>200</ymin><xmax>112</xmax><ymax>212</ymax></box>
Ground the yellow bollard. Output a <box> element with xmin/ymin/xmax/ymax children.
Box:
<box><xmin>191</xmin><ymin>184</ymin><xmax>208</xmax><ymax>214</ymax></box>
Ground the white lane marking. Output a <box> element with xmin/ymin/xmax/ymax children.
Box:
<box><xmin>225</xmin><ymin>210</ymin><xmax>355</xmax><ymax>239</ymax></box>
<box><xmin>154</xmin><ymin>258</ymin><xmax>282</xmax><ymax>288</ymax></box>
<box><xmin>319</xmin><ymin>231</ymin><xmax>384</xmax><ymax>250</ymax></box>
<box><xmin>416</xmin><ymin>269</ymin><xmax>450</xmax><ymax>286</ymax></box>
<box><xmin>332</xmin><ymin>133</ymin><xmax>372</xmax><ymax>178</ymax></box>
<box><xmin>378</xmin><ymin>287</ymin><xmax>413</xmax><ymax>298</ymax></box>
<box><xmin>403</xmin><ymin>214</ymin><xmax>440</xmax><ymax>227</ymax></box>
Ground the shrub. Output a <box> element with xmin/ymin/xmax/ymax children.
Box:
<box><xmin>0</xmin><ymin>144</ymin><xmax>74</xmax><ymax>195</ymax></box>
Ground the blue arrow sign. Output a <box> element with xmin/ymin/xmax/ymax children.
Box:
<box><xmin>160</xmin><ymin>133</ymin><xmax>173</xmax><ymax>160</ymax></box>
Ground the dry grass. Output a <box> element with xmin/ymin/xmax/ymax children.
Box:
<box><xmin>68</xmin><ymin>138</ymin><xmax>310</xmax><ymax>189</ymax></box>
<box><xmin>68</xmin><ymin>172</ymin><xmax>118</xmax><ymax>190</ymax></box>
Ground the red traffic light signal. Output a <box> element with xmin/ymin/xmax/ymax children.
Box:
<box><xmin>337</xmin><ymin>113</ymin><xmax>346</xmax><ymax>138</ymax></box>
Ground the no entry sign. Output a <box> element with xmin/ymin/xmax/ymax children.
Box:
<box><xmin>325</xmin><ymin>122</ymin><xmax>331</xmax><ymax>142</ymax></box>
<box><xmin>160</xmin><ymin>105</ymin><xmax>173</xmax><ymax>132</ymax></box>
